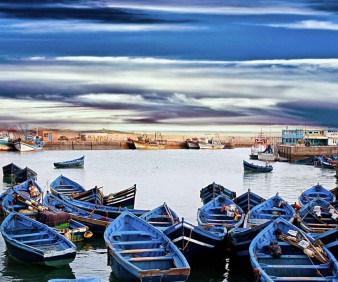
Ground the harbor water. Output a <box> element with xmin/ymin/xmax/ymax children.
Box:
<box><xmin>0</xmin><ymin>148</ymin><xmax>336</xmax><ymax>281</ymax></box>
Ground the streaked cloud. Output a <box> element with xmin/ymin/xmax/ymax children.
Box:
<box><xmin>6</xmin><ymin>21</ymin><xmax>201</xmax><ymax>33</ymax></box>
<box><xmin>0</xmin><ymin>56</ymin><xmax>338</xmax><ymax>130</ymax></box>
<box><xmin>267</xmin><ymin>20</ymin><xmax>338</xmax><ymax>31</ymax></box>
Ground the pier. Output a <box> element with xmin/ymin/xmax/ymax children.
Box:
<box><xmin>277</xmin><ymin>145</ymin><xmax>338</xmax><ymax>162</ymax></box>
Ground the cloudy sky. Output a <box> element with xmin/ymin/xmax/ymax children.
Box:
<box><xmin>1</xmin><ymin>0</ymin><xmax>338</xmax><ymax>132</ymax></box>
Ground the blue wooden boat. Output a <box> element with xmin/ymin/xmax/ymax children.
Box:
<box><xmin>299</xmin><ymin>184</ymin><xmax>335</xmax><ymax>206</ymax></box>
<box><xmin>141</xmin><ymin>202</ymin><xmax>179</xmax><ymax>231</ymax></box>
<box><xmin>102</xmin><ymin>184</ymin><xmax>137</xmax><ymax>208</ymax></box>
<box><xmin>229</xmin><ymin>194</ymin><xmax>295</xmax><ymax>257</ymax></box>
<box><xmin>296</xmin><ymin>197</ymin><xmax>338</xmax><ymax>234</ymax></box>
<box><xmin>104</xmin><ymin>211</ymin><xmax>190</xmax><ymax>282</ymax></box>
<box><xmin>1</xmin><ymin>212</ymin><xmax>76</xmax><ymax>267</ymax></box>
<box><xmin>314</xmin><ymin>156</ymin><xmax>337</xmax><ymax>169</ymax></box>
<box><xmin>244</xmin><ymin>194</ymin><xmax>295</xmax><ymax>229</ymax></box>
<box><xmin>233</xmin><ymin>189</ymin><xmax>265</xmax><ymax>213</ymax></box>
<box><xmin>44</xmin><ymin>192</ymin><xmax>113</xmax><ymax>234</ymax></box>
<box><xmin>249</xmin><ymin>217</ymin><xmax>338</xmax><ymax>282</ymax></box>
<box><xmin>164</xmin><ymin>218</ymin><xmax>226</xmax><ymax>265</ymax></box>
<box><xmin>50</xmin><ymin>175</ymin><xmax>136</xmax><ymax>208</ymax></box>
<box><xmin>200</xmin><ymin>182</ymin><xmax>236</xmax><ymax>205</ymax></box>
<box><xmin>0</xmin><ymin>179</ymin><xmax>43</xmax><ymax>212</ymax></box>
<box><xmin>58</xmin><ymin>194</ymin><xmax>147</xmax><ymax>219</ymax></box>
<box><xmin>50</xmin><ymin>175</ymin><xmax>86</xmax><ymax>196</ymax></box>
<box><xmin>75</xmin><ymin>184</ymin><xmax>137</xmax><ymax>209</ymax></box>
<box><xmin>54</xmin><ymin>156</ymin><xmax>85</xmax><ymax>169</ymax></box>
<box><xmin>2</xmin><ymin>188</ymin><xmax>92</xmax><ymax>242</ymax></box>
<box><xmin>197</xmin><ymin>194</ymin><xmax>244</xmax><ymax>230</ymax></box>
<box><xmin>313</xmin><ymin>228</ymin><xmax>338</xmax><ymax>258</ymax></box>
<box><xmin>243</xmin><ymin>160</ymin><xmax>273</xmax><ymax>173</ymax></box>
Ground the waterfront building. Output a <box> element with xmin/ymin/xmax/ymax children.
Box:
<box><xmin>282</xmin><ymin>128</ymin><xmax>338</xmax><ymax>146</ymax></box>
<box><xmin>325</xmin><ymin>129</ymin><xmax>338</xmax><ymax>146</ymax></box>
<box><xmin>281</xmin><ymin>129</ymin><xmax>304</xmax><ymax>145</ymax></box>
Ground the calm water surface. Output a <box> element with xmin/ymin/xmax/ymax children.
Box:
<box><xmin>0</xmin><ymin>148</ymin><xmax>336</xmax><ymax>282</ymax></box>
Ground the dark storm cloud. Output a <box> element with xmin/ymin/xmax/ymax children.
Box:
<box><xmin>305</xmin><ymin>0</ymin><xmax>338</xmax><ymax>12</ymax></box>
<box><xmin>277</xmin><ymin>101</ymin><xmax>338</xmax><ymax>127</ymax></box>
<box><xmin>0</xmin><ymin>2</ymin><xmax>187</xmax><ymax>24</ymax></box>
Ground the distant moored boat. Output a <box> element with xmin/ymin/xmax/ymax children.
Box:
<box><xmin>54</xmin><ymin>156</ymin><xmax>84</xmax><ymax>169</ymax></box>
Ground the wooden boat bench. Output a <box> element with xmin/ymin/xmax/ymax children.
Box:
<box><xmin>12</xmin><ymin>231</ymin><xmax>49</xmax><ymax>239</ymax></box>
<box><xmin>113</xmin><ymin>239</ymin><xmax>163</xmax><ymax>246</ymax></box>
<box><xmin>23</xmin><ymin>238</ymin><xmax>56</xmax><ymax>244</ymax></box>
<box><xmin>273</xmin><ymin>277</ymin><xmax>332</xmax><ymax>281</ymax></box>
<box><xmin>147</xmin><ymin>222</ymin><xmax>171</xmax><ymax>225</ymax></box>
<box><xmin>113</xmin><ymin>231</ymin><xmax>150</xmax><ymax>236</ymax></box>
<box><xmin>119</xmin><ymin>247</ymin><xmax>164</xmax><ymax>254</ymax></box>
<box><xmin>128</xmin><ymin>255</ymin><xmax>173</xmax><ymax>262</ymax></box>
<box><xmin>261</xmin><ymin>264</ymin><xmax>329</xmax><ymax>269</ymax></box>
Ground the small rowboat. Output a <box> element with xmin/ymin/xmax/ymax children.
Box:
<box><xmin>197</xmin><ymin>194</ymin><xmax>244</xmax><ymax>230</ymax></box>
<box><xmin>0</xmin><ymin>179</ymin><xmax>43</xmax><ymax>210</ymax></box>
<box><xmin>141</xmin><ymin>202</ymin><xmax>180</xmax><ymax>231</ymax></box>
<box><xmin>296</xmin><ymin>197</ymin><xmax>338</xmax><ymax>234</ymax></box>
<box><xmin>104</xmin><ymin>211</ymin><xmax>190</xmax><ymax>281</ymax></box>
<box><xmin>164</xmin><ymin>218</ymin><xmax>226</xmax><ymax>265</ymax></box>
<box><xmin>243</xmin><ymin>160</ymin><xmax>273</xmax><ymax>173</ymax></box>
<box><xmin>233</xmin><ymin>189</ymin><xmax>265</xmax><ymax>214</ymax></box>
<box><xmin>50</xmin><ymin>175</ymin><xmax>86</xmax><ymax>196</ymax></box>
<box><xmin>74</xmin><ymin>184</ymin><xmax>137</xmax><ymax>209</ymax></box>
<box><xmin>50</xmin><ymin>175</ymin><xmax>137</xmax><ymax>208</ymax></box>
<box><xmin>298</xmin><ymin>183</ymin><xmax>335</xmax><ymax>206</ymax></box>
<box><xmin>229</xmin><ymin>194</ymin><xmax>295</xmax><ymax>257</ymax></box>
<box><xmin>54</xmin><ymin>156</ymin><xmax>85</xmax><ymax>169</ymax></box>
<box><xmin>1</xmin><ymin>212</ymin><xmax>76</xmax><ymax>267</ymax></box>
<box><xmin>200</xmin><ymin>182</ymin><xmax>236</xmax><ymax>205</ymax></box>
<box><xmin>249</xmin><ymin>217</ymin><xmax>338</xmax><ymax>282</ymax></box>
<box><xmin>2</xmin><ymin>189</ymin><xmax>92</xmax><ymax>242</ymax></box>
<box><xmin>58</xmin><ymin>194</ymin><xmax>148</xmax><ymax>219</ymax></box>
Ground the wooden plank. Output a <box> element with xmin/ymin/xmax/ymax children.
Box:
<box><xmin>128</xmin><ymin>256</ymin><xmax>173</xmax><ymax>262</ymax></box>
<box><xmin>119</xmin><ymin>248</ymin><xmax>164</xmax><ymax>254</ymax></box>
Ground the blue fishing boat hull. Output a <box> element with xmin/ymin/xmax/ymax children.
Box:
<box><xmin>313</xmin><ymin>228</ymin><xmax>338</xmax><ymax>258</ymax></box>
<box><xmin>228</xmin><ymin>222</ymin><xmax>270</xmax><ymax>256</ymax></box>
<box><xmin>141</xmin><ymin>202</ymin><xmax>179</xmax><ymax>231</ymax></box>
<box><xmin>164</xmin><ymin>220</ymin><xmax>226</xmax><ymax>264</ymax></box>
<box><xmin>104</xmin><ymin>211</ymin><xmax>190</xmax><ymax>282</ymax></box>
<box><xmin>249</xmin><ymin>217</ymin><xmax>338</xmax><ymax>282</ymax></box>
<box><xmin>197</xmin><ymin>194</ymin><xmax>244</xmax><ymax>230</ymax></box>
<box><xmin>50</xmin><ymin>175</ymin><xmax>86</xmax><ymax>195</ymax></box>
<box><xmin>298</xmin><ymin>184</ymin><xmax>335</xmax><ymax>206</ymax></box>
<box><xmin>1</xmin><ymin>212</ymin><xmax>76</xmax><ymax>268</ymax></box>
<box><xmin>200</xmin><ymin>182</ymin><xmax>236</xmax><ymax>205</ymax></box>
<box><xmin>233</xmin><ymin>189</ymin><xmax>265</xmax><ymax>213</ymax></box>
<box><xmin>59</xmin><ymin>194</ymin><xmax>147</xmax><ymax>219</ymax></box>
<box><xmin>243</xmin><ymin>160</ymin><xmax>273</xmax><ymax>173</ymax></box>
<box><xmin>4</xmin><ymin>239</ymin><xmax>76</xmax><ymax>267</ymax></box>
<box><xmin>296</xmin><ymin>197</ymin><xmax>338</xmax><ymax>234</ymax></box>
<box><xmin>54</xmin><ymin>156</ymin><xmax>85</xmax><ymax>169</ymax></box>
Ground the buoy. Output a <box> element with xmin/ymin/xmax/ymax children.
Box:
<box><xmin>84</xmin><ymin>231</ymin><xmax>93</xmax><ymax>239</ymax></box>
